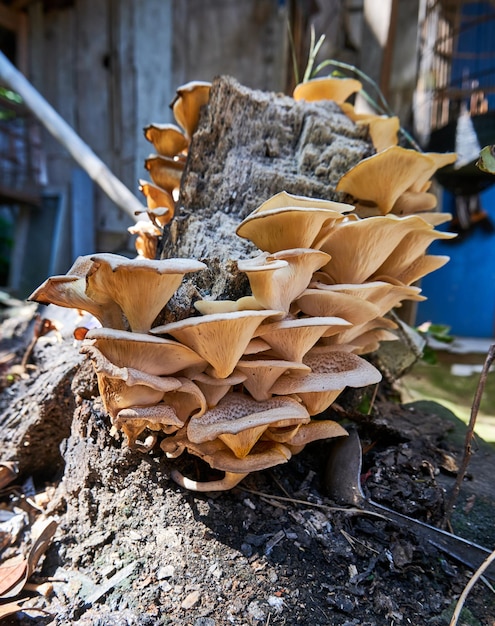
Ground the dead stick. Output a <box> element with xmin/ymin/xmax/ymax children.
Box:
<box><xmin>442</xmin><ymin>344</ymin><xmax>495</xmax><ymax>528</ymax></box>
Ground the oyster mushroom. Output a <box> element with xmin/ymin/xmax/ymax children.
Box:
<box><xmin>270</xmin><ymin>350</ymin><xmax>382</xmax><ymax>415</ymax></box>
<box><xmin>235</xmin><ymin>357</ymin><xmax>311</xmax><ymax>401</ymax></box>
<box><xmin>171</xmin><ymin>80</ymin><xmax>211</xmax><ymax>138</ymax></box>
<box><xmin>238</xmin><ymin>248</ymin><xmax>331</xmax><ymax>313</ymax></box>
<box><xmin>143</xmin><ymin>123</ymin><xmax>189</xmax><ymax>158</ymax></box>
<box><xmin>85</xmin><ymin>253</ymin><xmax>206</xmax><ymax>333</ymax></box>
<box><xmin>144</xmin><ymin>154</ymin><xmax>184</xmax><ymax>195</ymax></box>
<box><xmin>150</xmin><ymin>309</ymin><xmax>283</xmax><ymax>379</ymax></box>
<box><xmin>187</xmin><ymin>392</ymin><xmax>310</xmax><ymax>459</ymax></box>
<box><xmin>293</xmin><ymin>77</ymin><xmax>362</xmax><ymax>103</ymax></box>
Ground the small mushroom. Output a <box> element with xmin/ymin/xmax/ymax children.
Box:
<box><xmin>193</xmin><ymin>295</ymin><xmax>263</xmax><ymax>315</ymax></box>
<box><xmin>85</xmin><ymin>253</ymin><xmax>206</xmax><ymax>333</ymax></box>
<box><xmin>293</xmin><ymin>77</ymin><xmax>362</xmax><ymax>103</ymax></box>
<box><xmin>114</xmin><ymin>404</ymin><xmax>184</xmax><ymax>447</ymax></box>
<box><xmin>294</xmin><ymin>289</ymin><xmax>380</xmax><ymax>326</ymax></box>
<box><xmin>190</xmin><ymin>369</ymin><xmax>247</xmax><ymax>408</ymax></box>
<box><xmin>150</xmin><ymin>309</ymin><xmax>283</xmax><ymax>379</ymax></box>
<box><xmin>187</xmin><ymin>392</ymin><xmax>310</xmax><ymax>459</ymax></box>
<box><xmin>143</xmin><ymin>123</ymin><xmax>189</xmax><ymax>158</ymax></box>
<box><xmin>128</xmin><ymin>220</ymin><xmax>162</xmax><ymax>259</ymax></box>
<box><xmin>238</xmin><ymin>248</ymin><xmax>331</xmax><ymax>313</ymax></box>
<box><xmin>235</xmin><ymin>357</ymin><xmax>311</xmax><ymax>401</ymax></box>
<box><xmin>144</xmin><ymin>154</ymin><xmax>184</xmax><ymax>195</ymax></box>
<box><xmin>171</xmin><ymin>80</ymin><xmax>211</xmax><ymax>138</ymax></box>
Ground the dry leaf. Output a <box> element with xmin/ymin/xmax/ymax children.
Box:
<box><xmin>0</xmin><ymin>463</ymin><xmax>19</xmax><ymax>490</ymax></box>
<box><xmin>0</xmin><ymin>557</ymin><xmax>28</xmax><ymax>598</ymax></box>
<box><xmin>0</xmin><ymin>599</ymin><xmax>25</xmax><ymax>619</ymax></box>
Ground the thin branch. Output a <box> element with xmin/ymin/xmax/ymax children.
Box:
<box><xmin>449</xmin><ymin>547</ymin><xmax>495</xmax><ymax>626</ymax></box>
<box><xmin>442</xmin><ymin>344</ymin><xmax>495</xmax><ymax>528</ymax></box>
<box><xmin>286</xmin><ymin>16</ymin><xmax>299</xmax><ymax>87</ymax></box>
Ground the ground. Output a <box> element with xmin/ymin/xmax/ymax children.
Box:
<box><xmin>1</xmin><ymin>303</ymin><xmax>495</xmax><ymax>626</ymax></box>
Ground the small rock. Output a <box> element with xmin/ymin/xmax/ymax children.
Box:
<box><xmin>182</xmin><ymin>589</ymin><xmax>201</xmax><ymax>609</ymax></box>
<box><xmin>247</xmin><ymin>600</ymin><xmax>266</xmax><ymax>621</ymax></box>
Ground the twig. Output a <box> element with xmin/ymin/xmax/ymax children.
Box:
<box><xmin>442</xmin><ymin>344</ymin><xmax>495</xmax><ymax>528</ymax></box>
<box><xmin>449</xmin><ymin>547</ymin><xmax>495</xmax><ymax>626</ymax></box>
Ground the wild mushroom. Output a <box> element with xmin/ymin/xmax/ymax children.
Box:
<box><xmin>255</xmin><ymin>316</ymin><xmax>352</xmax><ymax>362</ymax></box>
<box><xmin>293</xmin><ymin>77</ymin><xmax>362</xmax><ymax>103</ymax></box>
<box><xmin>28</xmin><ymin>256</ymin><xmax>125</xmax><ymax>330</ymax></box>
<box><xmin>85</xmin><ymin>253</ymin><xmax>206</xmax><ymax>333</ymax></box>
<box><xmin>160</xmin><ymin>377</ymin><xmax>207</xmax><ymax>424</ymax></box>
<box><xmin>235</xmin><ymin>357</ymin><xmax>311</xmax><ymax>401</ymax></box>
<box><xmin>294</xmin><ymin>289</ymin><xmax>380</xmax><ymax>327</ymax></box>
<box><xmin>150</xmin><ymin>309</ymin><xmax>283</xmax><ymax>378</ymax></box>
<box><xmin>83</xmin><ymin>327</ymin><xmax>207</xmax><ymax>376</ymax></box>
<box><xmin>190</xmin><ymin>369</ymin><xmax>247</xmax><ymax>407</ymax></box>
<box><xmin>114</xmin><ymin>404</ymin><xmax>184</xmax><ymax>447</ymax></box>
<box><xmin>193</xmin><ymin>295</ymin><xmax>263</xmax><ymax>315</ymax></box>
<box><xmin>237</xmin><ymin>248</ymin><xmax>331</xmax><ymax>313</ymax></box>
<box><xmin>171</xmin><ymin>80</ymin><xmax>211</xmax><ymax>138</ymax></box>
<box><xmin>138</xmin><ymin>179</ymin><xmax>176</xmax><ymax>226</ymax></box>
<box><xmin>336</xmin><ymin>146</ymin><xmax>439</xmax><ymax>215</ymax></box>
<box><xmin>270</xmin><ymin>350</ymin><xmax>382</xmax><ymax>415</ymax></box>
<box><xmin>187</xmin><ymin>392</ymin><xmax>310</xmax><ymax>459</ymax></box>
<box><xmin>80</xmin><ymin>343</ymin><xmax>182</xmax><ymax>419</ymax></box>
<box><xmin>318</xmin><ymin>214</ymin><xmax>448</xmax><ymax>285</ymax></box>
<box><xmin>128</xmin><ymin>220</ymin><xmax>162</xmax><ymax>259</ymax></box>
<box><xmin>144</xmin><ymin>154</ymin><xmax>184</xmax><ymax>195</ymax></box>
<box><xmin>143</xmin><ymin>123</ymin><xmax>189</xmax><ymax>158</ymax></box>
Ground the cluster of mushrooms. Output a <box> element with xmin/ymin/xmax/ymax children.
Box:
<box><xmin>28</xmin><ymin>76</ymin><xmax>456</xmax><ymax>492</ymax></box>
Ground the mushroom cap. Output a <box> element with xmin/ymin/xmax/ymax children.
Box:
<box><xmin>270</xmin><ymin>350</ymin><xmax>382</xmax><ymax>414</ymax></box>
<box><xmin>143</xmin><ymin>123</ymin><xmax>189</xmax><ymax>157</ymax></box>
<box><xmin>294</xmin><ymin>289</ymin><xmax>380</xmax><ymax>326</ymax></box>
<box><xmin>191</xmin><ymin>369</ymin><xmax>247</xmax><ymax>408</ymax></box>
<box><xmin>318</xmin><ymin>214</ymin><xmax>448</xmax><ymax>285</ymax></box>
<box><xmin>114</xmin><ymin>404</ymin><xmax>184</xmax><ymax>446</ymax></box>
<box><xmin>293</xmin><ymin>77</ymin><xmax>362</xmax><ymax>103</ymax></box>
<box><xmin>193</xmin><ymin>295</ymin><xmax>263</xmax><ymax>315</ymax></box>
<box><xmin>336</xmin><ymin>146</ymin><xmax>439</xmax><ymax>214</ymax></box>
<box><xmin>359</xmin><ymin>115</ymin><xmax>400</xmax><ymax>153</ymax></box>
<box><xmin>235</xmin><ymin>357</ymin><xmax>311</xmax><ymax>401</ymax></box>
<box><xmin>161</xmin><ymin>377</ymin><xmax>207</xmax><ymax>423</ymax></box>
<box><xmin>408</xmin><ymin>151</ymin><xmax>457</xmax><ymax>193</ymax></box>
<box><xmin>252</xmin><ymin>191</ymin><xmax>354</xmax><ymax>215</ymax></box>
<box><xmin>390</xmin><ymin>191</ymin><xmax>438</xmax><ymax>216</ymax></box>
<box><xmin>187</xmin><ymin>392</ymin><xmax>310</xmax><ymax>458</ymax></box>
<box><xmin>150</xmin><ymin>309</ymin><xmax>283</xmax><ymax>379</ymax></box>
<box><xmin>171</xmin><ymin>80</ymin><xmax>211</xmax><ymax>138</ymax></box>
<box><xmin>282</xmin><ymin>420</ymin><xmax>348</xmax><ymax>447</ymax></box>
<box><xmin>255</xmin><ymin>316</ymin><xmax>352</xmax><ymax>362</ymax></box>
<box><xmin>84</xmin><ymin>327</ymin><xmax>207</xmax><ymax>376</ymax></box>
<box><xmin>128</xmin><ymin>220</ymin><xmax>162</xmax><ymax>259</ymax></box>
<box><xmin>238</xmin><ymin>248</ymin><xmax>331</xmax><ymax>313</ymax></box>
<box><xmin>236</xmin><ymin>206</ymin><xmax>348</xmax><ymax>253</ymax></box>
<box><xmin>85</xmin><ymin>253</ymin><xmax>206</xmax><ymax>333</ymax></box>
<box><xmin>28</xmin><ymin>274</ymin><xmax>126</xmax><ymax>330</ymax></box>
<box><xmin>144</xmin><ymin>154</ymin><xmax>184</xmax><ymax>194</ymax></box>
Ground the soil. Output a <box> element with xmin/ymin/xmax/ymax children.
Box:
<box><xmin>1</xmin><ymin>303</ymin><xmax>495</xmax><ymax>626</ymax></box>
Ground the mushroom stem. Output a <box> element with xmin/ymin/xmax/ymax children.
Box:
<box><xmin>170</xmin><ymin>469</ymin><xmax>248</xmax><ymax>492</ymax></box>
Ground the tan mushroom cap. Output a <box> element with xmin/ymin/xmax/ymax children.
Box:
<box><xmin>320</xmin><ymin>316</ymin><xmax>398</xmax><ymax>354</ymax></box>
<box><xmin>144</xmin><ymin>154</ymin><xmax>184</xmax><ymax>195</ymax></box>
<box><xmin>150</xmin><ymin>309</ymin><xmax>283</xmax><ymax>379</ymax></box>
<box><xmin>191</xmin><ymin>369</ymin><xmax>247</xmax><ymax>408</ymax></box>
<box><xmin>85</xmin><ymin>253</ymin><xmax>206</xmax><ymax>333</ymax></box>
<box><xmin>252</xmin><ymin>191</ymin><xmax>354</xmax><ymax>215</ymax></box>
<box><xmin>236</xmin><ymin>206</ymin><xmax>348</xmax><ymax>254</ymax></box>
<box><xmin>84</xmin><ymin>327</ymin><xmax>207</xmax><ymax>376</ymax></box>
<box><xmin>270</xmin><ymin>350</ymin><xmax>382</xmax><ymax>415</ymax></box>
<box><xmin>171</xmin><ymin>80</ymin><xmax>211</xmax><ymax>138</ymax></box>
<box><xmin>358</xmin><ymin>115</ymin><xmax>400</xmax><ymax>153</ymax></box>
<box><xmin>308</xmin><ymin>281</ymin><xmax>425</xmax><ymax>317</ymax></box>
<box><xmin>161</xmin><ymin>377</ymin><xmax>207</xmax><ymax>423</ymax></box>
<box><xmin>138</xmin><ymin>179</ymin><xmax>176</xmax><ymax>213</ymax></box>
<box><xmin>293</xmin><ymin>77</ymin><xmax>362</xmax><ymax>103</ymax></box>
<box><xmin>318</xmin><ymin>214</ymin><xmax>446</xmax><ymax>285</ymax></box>
<box><xmin>372</xmin><ymin>223</ymin><xmax>455</xmax><ymax>281</ymax></box>
<box><xmin>187</xmin><ymin>392</ymin><xmax>309</xmax><ymax>459</ymax></box>
<box><xmin>235</xmin><ymin>358</ymin><xmax>311</xmax><ymax>401</ymax></box>
<box><xmin>376</xmin><ymin>254</ymin><xmax>451</xmax><ymax>286</ymax></box>
<box><xmin>408</xmin><ymin>151</ymin><xmax>457</xmax><ymax>193</ymax></box>
<box><xmin>82</xmin><ymin>346</ymin><xmax>182</xmax><ymax>419</ymax></box>
<box><xmin>28</xmin><ymin>274</ymin><xmax>124</xmax><ymax>330</ymax></box>
<box><xmin>128</xmin><ymin>220</ymin><xmax>162</xmax><ymax>259</ymax></box>
<box><xmin>278</xmin><ymin>420</ymin><xmax>348</xmax><ymax>449</ymax></box>
<box><xmin>114</xmin><ymin>404</ymin><xmax>184</xmax><ymax>447</ymax></box>
<box><xmin>255</xmin><ymin>316</ymin><xmax>352</xmax><ymax>362</ymax></box>
<box><xmin>238</xmin><ymin>248</ymin><xmax>331</xmax><ymax>313</ymax></box>
<box><xmin>143</xmin><ymin>123</ymin><xmax>189</xmax><ymax>157</ymax></box>
<box><xmin>294</xmin><ymin>289</ymin><xmax>380</xmax><ymax>327</ymax></box>
<box><xmin>336</xmin><ymin>146</ymin><xmax>439</xmax><ymax>215</ymax></box>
